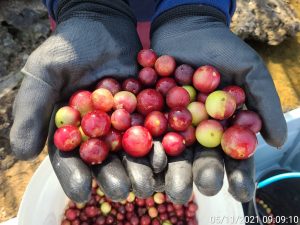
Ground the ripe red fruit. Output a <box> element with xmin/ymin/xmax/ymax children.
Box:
<box><xmin>137</xmin><ymin>89</ymin><xmax>164</xmax><ymax>115</ymax></box>
<box><xmin>145</xmin><ymin>197</ymin><xmax>155</xmax><ymax>207</ymax></box>
<box><xmin>141</xmin><ymin>215</ymin><xmax>151</xmax><ymax>225</ymax></box>
<box><xmin>157</xmin><ymin>204</ymin><xmax>166</xmax><ymax>213</ymax></box>
<box><xmin>135</xmin><ymin>197</ymin><xmax>145</xmax><ymax>206</ymax></box>
<box><xmin>65</xmin><ymin>209</ymin><xmax>78</xmax><ymax>221</ymax></box>
<box><xmin>111</xmin><ymin>109</ymin><xmax>131</xmax><ymax>131</ymax></box>
<box><xmin>223</xmin><ymin>85</ymin><xmax>246</xmax><ymax>108</ymax></box>
<box><xmin>131</xmin><ymin>113</ymin><xmax>144</xmax><ymax>126</ymax></box>
<box><xmin>205</xmin><ymin>90</ymin><xmax>236</xmax><ymax>120</ymax></box>
<box><xmin>92</xmin><ymin>88</ymin><xmax>114</xmax><ymax>112</ymax></box>
<box><xmin>139</xmin><ymin>67</ymin><xmax>158</xmax><ymax>86</ymax></box>
<box><xmin>197</xmin><ymin>92</ymin><xmax>208</xmax><ymax>103</ymax></box>
<box><xmin>221</xmin><ymin>125</ymin><xmax>257</xmax><ymax>160</ymax></box>
<box><xmin>122</xmin><ymin>126</ymin><xmax>153</xmax><ymax>157</ymax></box>
<box><xmin>152</xmin><ymin>219</ymin><xmax>160</xmax><ymax>225</ymax></box>
<box><xmin>81</xmin><ymin>110</ymin><xmax>111</xmax><ymax>137</ymax></box>
<box><xmin>117</xmin><ymin>213</ymin><xmax>125</xmax><ymax>221</ymax></box>
<box><xmin>188</xmin><ymin>202</ymin><xmax>198</xmax><ymax>213</ymax></box>
<box><xmin>166</xmin><ymin>86</ymin><xmax>190</xmax><ymax>108</ymax></box>
<box><xmin>114</xmin><ymin>91</ymin><xmax>137</xmax><ymax>113</ymax></box>
<box><xmin>55</xmin><ymin>106</ymin><xmax>81</xmax><ymax>128</ymax></box>
<box><xmin>155</xmin><ymin>55</ymin><xmax>176</xmax><ymax>76</ymax></box>
<box><xmin>85</xmin><ymin>206</ymin><xmax>98</xmax><ymax>217</ymax></box>
<box><xmin>232</xmin><ymin>110</ymin><xmax>262</xmax><ymax>133</ymax></box>
<box><xmin>144</xmin><ymin>111</ymin><xmax>168</xmax><ymax>137</ymax></box>
<box><xmin>179</xmin><ymin>126</ymin><xmax>196</xmax><ymax>146</ymax></box>
<box><xmin>54</xmin><ymin>125</ymin><xmax>81</xmax><ymax>151</ymax></box>
<box><xmin>125</xmin><ymin>203</ymin><xmax>134</xmax><ymax>212</ymax></box>
<box><xmin>122</xmin><ymin>78</ymin><xmax>142</xmax><ymax>95</ymax></box>
<box><xmin>137</xmin><ymin>49</ymin><xmax>157</xmax><ymax>67</ymax></box>
<box><xmin>193</xmin><ymin>65</ymin><xmax>220</xmax><ymax>93</ymax></box>
<box><xmin>168</xmin><ymin>107</ymin><xmax>192</xmax><ymax>131</ymax></box>
<box><xmin>95</xmin><ymin>216</ymin><xmax>106</xmax><ymax>225</ymax></box>
<box><xmin>162</xmin><ymin>132</ymin><xmax>185</xmax><ymax>156</ymax></box>
<box><xmin>174</xmin><ymin>64</ymin><xmax>194</xmax><ymax>85</ymax></box>
<box><xmin>69</xmin><ymin>90</ymin><xmax>93</xmax><ymax>116</ymax></box>
<box><xmin>154</xmin><ymin>193</ymin><xmax>166</xmax><ymax>204</ymax></box>
<box><xmin>96</xmin><ymin>78</ymin><xmax>121</xmax><ymax>95</ymax></box>
<box><xmin>79</xmin><ymin>139</ymin><xmax>109</xmax><ymax>165</ymax></box>
<box><xmin>103</xmin><ymin>129</ymin><xmax>122</xmax><ymax>152</ymax></box>
<box><xmin>156</xmin><ymin>77</ymin><xmax>177</xmax><ymax>96</ymax></box>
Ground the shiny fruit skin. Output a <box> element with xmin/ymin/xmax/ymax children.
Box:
<box><xmin>137</xmin><ymin>89</ymin><xmax>164</xmax><ymax>116</ymax></box>
<box><xmin>69</xmin><ymin>90</ymin><xmax>93</xmax><ymax>116</ymax></box>
<box><xmin>81</xmin><ymin>110</ymin><xmax>111</xmax><ymax>137</ymax></box>
<box><xmin>162</xmin><ymin>132</ymin><xmax>185</xmax><ymax>156</ymax></box>
<box><xmin>96</xmin><ymin>78</ymin><xmax>121</xmax><ymax>95</ymax></box>
<box><xmin>223</xmin><ymin>85</ymin><xmax>246</xmax><ymax>108</ymax></box>
<box><xmin>55</xmin><ymin>106</ymin><xmax>81</xmax><ymax>128</ymax></box>
<box><xmin>168</xmin><ymin>107</ymin><xmax>192</xmax><ymax>131</ymax></box>
<box><xmin>79</xmin><ymin>138</ymin><xmax>109</xmax><ymax>165</ymax></box>
<box><xmin>92</xmin><ymin>88</ymin><xmax>114</xmax><ymax>112</ymax></box>
<box><xmin>193</xmin><ymin>65</ymin><xmax>220</xmax><ymax>93</ymax></box>
<box><xmin>205</xmin><ymin>90</ymin><xmax>236</xmax><ymax>120</ymax></box>
<box><xmin>232</xmin><ymin>110</ymin><xmax>262</xmax><ymax>133</ymax></box>
<box><xmin>179</xmin><ymin>126</ymin><xmax>196</xmax><ymax>146</ymax></box>
<box><xmin>166</xmin><ymin>86</ymin><xmax>190</xmax><ymax>108</ymax></box>
<box><xmin>54</xmin><ymin>125</ymin><xmax>81</xmax><ymax>151</ymax></box>
<box><xmin>182</xmin><ymin>85</ymin><xmax>197</xmax><ymax>102</ymax></box>
<box><xmin>139</xmin><ymin>67</ymin><xmax>158</xmax><ymax>86</ymax></box>
<box><xmin>122</xmin><ymin>126</ymin><xmax>153</xmax><ymax>157</ymax></box>
<box><xmin>187</xmin><ymin>102</ymin><xmax>209</xmax><ymax>126</ymax></box>
<box><xmin>111</xmin><ymin>109</ymin><xmax>131</xmax><ymax>131</ymax></box>
<box><xmin>137</xmin><ymin>49</ymin><xmax>157</xmax><ymax>67</ymax></box>
<box><xmin>103</xmin><ymin>129</ymin><xmax>122</xmax><ymax>152</ymax></box>
<box><xmin>113</xmin><ymin>91</ymin><xmax>137</xmax><ymax>113</ymax></box>
<box><xmin>154</xmin><ymin>55</ymin><xmax>176</xmax><ymax>77</ymax></box>
<box><xmin>196</xmin><ymin>120</ymin><xmax>223</xmax><ymax>148</ymax></box>
<box><xmin>144</xmin><ymin>111</ymin><xmax>168</xmax><ymax>137</ymax></box>
<box><xmin>174</xmin><ymin>64</ymin><xmax>194</xmax><ymax>85</ymax></box>
<box><xmin>155</xmin><ymin>78</ymin><xmax>177</xmax><ymax>96</ymax></box>
<box><xmin>221</xmin><ymin>125</ymin><xmax>257</xmax><ymax>159</ymax></box>
<box><xmin>122</xmin><ymin>78</ymin><xmax>142</xmax><ymax>95</ymax></box>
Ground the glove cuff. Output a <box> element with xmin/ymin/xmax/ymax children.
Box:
<box><xmin>151</xmin><ymin>4</ymin><xmax>226</xmax><ymax>36</ymax></box>
<box><xmin>56</xmin><ymin>0</ymin><xmax>136</xmax><ymax>25</ymax></box>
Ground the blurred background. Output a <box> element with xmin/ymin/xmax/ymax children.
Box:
<box><xmin>0</xmin><ymin>0</ymin><xmax>300</xmax><ymax>223</ymax></box>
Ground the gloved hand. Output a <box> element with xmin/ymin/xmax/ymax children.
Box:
<box><xmin>9</xmin><ymin>0</ymin><xmax>145</xmax><ymax>203</ymax></box>
<box><xmin>150</xmin><ymin>5</ymin><xmax>287</xmax><ymax>203</ymax></box>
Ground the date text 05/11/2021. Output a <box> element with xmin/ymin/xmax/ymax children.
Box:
<box><xmin>210</xmin><ymin>216</ymin><xmax>300</xmax><ymax>224</ymax></box>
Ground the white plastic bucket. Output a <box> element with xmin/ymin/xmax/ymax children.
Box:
<box><xmin>17</xmin><ymin>156</ymin><xmax>244</xmax><ymax>225</ymax></box>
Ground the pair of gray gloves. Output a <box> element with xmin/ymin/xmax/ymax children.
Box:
<box><xmin>10</xmin><ymin>0</ymin><xmax>287</xmax><ymax>204</ymax></box>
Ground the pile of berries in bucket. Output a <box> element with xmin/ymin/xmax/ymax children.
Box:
<box><xmin>54</xmin><ymin>49</ymin><xmax>261</xmax><ymax>163</ymax></box>
<box><xmin>61</xmin><ymin>181</ymin><xmax>198</xmax><ymax>225</ymax></box>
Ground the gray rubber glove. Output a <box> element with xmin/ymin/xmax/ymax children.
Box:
<box><xmin>9</xmin><ymin>0</ymin><xmax>148</xmax><ymax>203</ymax></box>
<box><xmin>151</xmin><ymin>5</ymin><xmax>287</xmax><ymax>203</ymax></box>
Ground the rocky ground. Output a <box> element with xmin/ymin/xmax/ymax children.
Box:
<box><xmin>0</xmin><ymin>0</ymin><xmax>300</xmax><ymax>222</ymax></box>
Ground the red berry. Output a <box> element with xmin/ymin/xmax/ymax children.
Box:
<box><xmin>69</xmin><ymin>90</ymin><xmax>93</xmax><ymax>116</ymax></box>
<box><xmin>145</xmin><ymin>197</ymin><xmax>155</xmax><ymax>207</ymax></box>
<box><xmin>223</xmin><ymin>85</ymin><xmax>246</xmax><ymax>108</ymax></box>
<box><xmin>174</xmin><ymin>64</ymin><xmax>194</xmax><ymax>85</ymax></box>
<box><xmin>96</xmin><ymin>78</ymin><xmax>121</xmax><ymax>95</ymax></box>
<box><xmin>232</xmin><ymin>110</ymin><xmax>262</xmax><ymax>133</ymax></box>
<box><xmin>153</xmin><ymin>192</ymin><xmax>166</xmax><ymax>204</ymax></box>
<box><xmin>131</xmin><ymin>113</ymin><xmax>144</xmax><ymax>126</ymax></box>
<box><xmin>79</xmin><ymin>139</ymin><xmax>109</xmax><ymax>165</ymax></box>
<box><xmin>179</xmin><ymin>126</ymin><xmax>196</xmax><ymax>146</ymax></box>
<box><xmin>55</xmin><ymin>106</ymin><xmax>81</xmax><ymax>128</ymax></box>
<box><xmin>197</xmin><ymin>92</ymin><xmax>208</xmax><ymax>103</ymax></box>
<box><xmin>122</xmin><ymin>126</ymin><xmax>153</xmax><ymax>157</ymax></box>
<box><xmin>141</xmin><ymin>215</ymin><xmax>151</xmax><ymax>225</ymax></box>
<box><xmin>166</xmin><ymin>87</ymin><xmax>190</xmax><ymax>108</ymax></box>
<box><xmin>122</xmin><ymin>78</ymin><xmax>142</xmax><ymax>95</ymax></box>
<box><xmin>162</xmin><ymin>132</ymin><xmax>185</xmax><ymax>156</ymax></box>
<box><xmin>137</xmin><ymin>49</ymin><xmax>158</xmax><ymax>67</ymax></box>
<box><xmin>168</xmin><ymin>107</ymin><xmax>192</xmax><ymax>131</ymax></box>
<box><xmin>155</xmin><ymin>55</ymin><xmax>176</xmax><ymax>76</ymax></box>
<box><xmin>156</xmin><ymin>77</ymin><xmax>177</xmax><ymax>96</ymax></box>
<box><xmin>144</xmin><ymin>111</ymin><xmax>168</xmax><ymax>137</ymax></box>
<box><xmin>139</xmin><ymin>67</ymin><xmax>158</xmax><ymax>86</ymax></box>
<box><xmin>111</xmin><ymin>109</ymin><xmax>131</xmax><ymax>131</ymax></box>
<box><xmin>92</xmin><ymin>88</ymin><xmax>114</xmax><ymax>112</ymax></box>
<box><xmin>157</xmin><ymin>204</ymin><xmax>167</xmax><ymax>213</ymax></box>
<box><xmin>85</xmin><ymin>206</ymin><xmax>98</xmax><ymax>217</ymax></box>
<box><xmin>148</xmin><ymin>207</ymin><xmax>158</xmax><ymax>218</ymax></box>
<box><xmin>137</xmin><ymin>89</ymin><xmax>164</xmax><ymax>116</ymax></box>
<box><xmin>135</xmin><ymin>197</ymin><xmax>145</xmax><ymax>207</ymax></box>
<box><xmin>103</xmin><ymin>129</ymin><xmax>122</xmax><ymax>152</ymax></box>
<box><xmin>193</xmin><ymin>65</ymin><xmax>220</xmax><ymax>93</ymax></box>
<box><xmin>54</xmin><ymin>125</ymin><xmax>81</xmax><ymax>151</ymax></box>
<box><xmin>114</xmin><ymin>91</ymin><xmax>137</xmax><ymax>113</ymax></box>
<box><xmin>81</xmin><ymin>110</ymin><xmax>111</xmax><ymax>137</ymax></box>
<box><xmin>65</xmin><ymin>209</ymin><xmax>78</xmax><ymax>221</ymax></box>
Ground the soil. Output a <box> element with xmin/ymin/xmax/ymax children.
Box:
<box><xmin>0</xmin><ymin>0</ymin><xmax>299</xmax><ymax>223</ymax></box>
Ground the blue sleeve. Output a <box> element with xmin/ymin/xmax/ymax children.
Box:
<box><xmin>153</xmin><ymin>0</ymin><xmax>236</xmax><ymax>25</ymax></box>
<box><xmin>43</xmin><ymin>0</ymin><xmax>59</xmax><ymax>20</ymax></box>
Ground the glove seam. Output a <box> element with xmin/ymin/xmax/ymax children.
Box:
<box><xmin>21</xmin><ymin>68</ymin><xmax>58</xmax><ymax>92</ymax></box>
